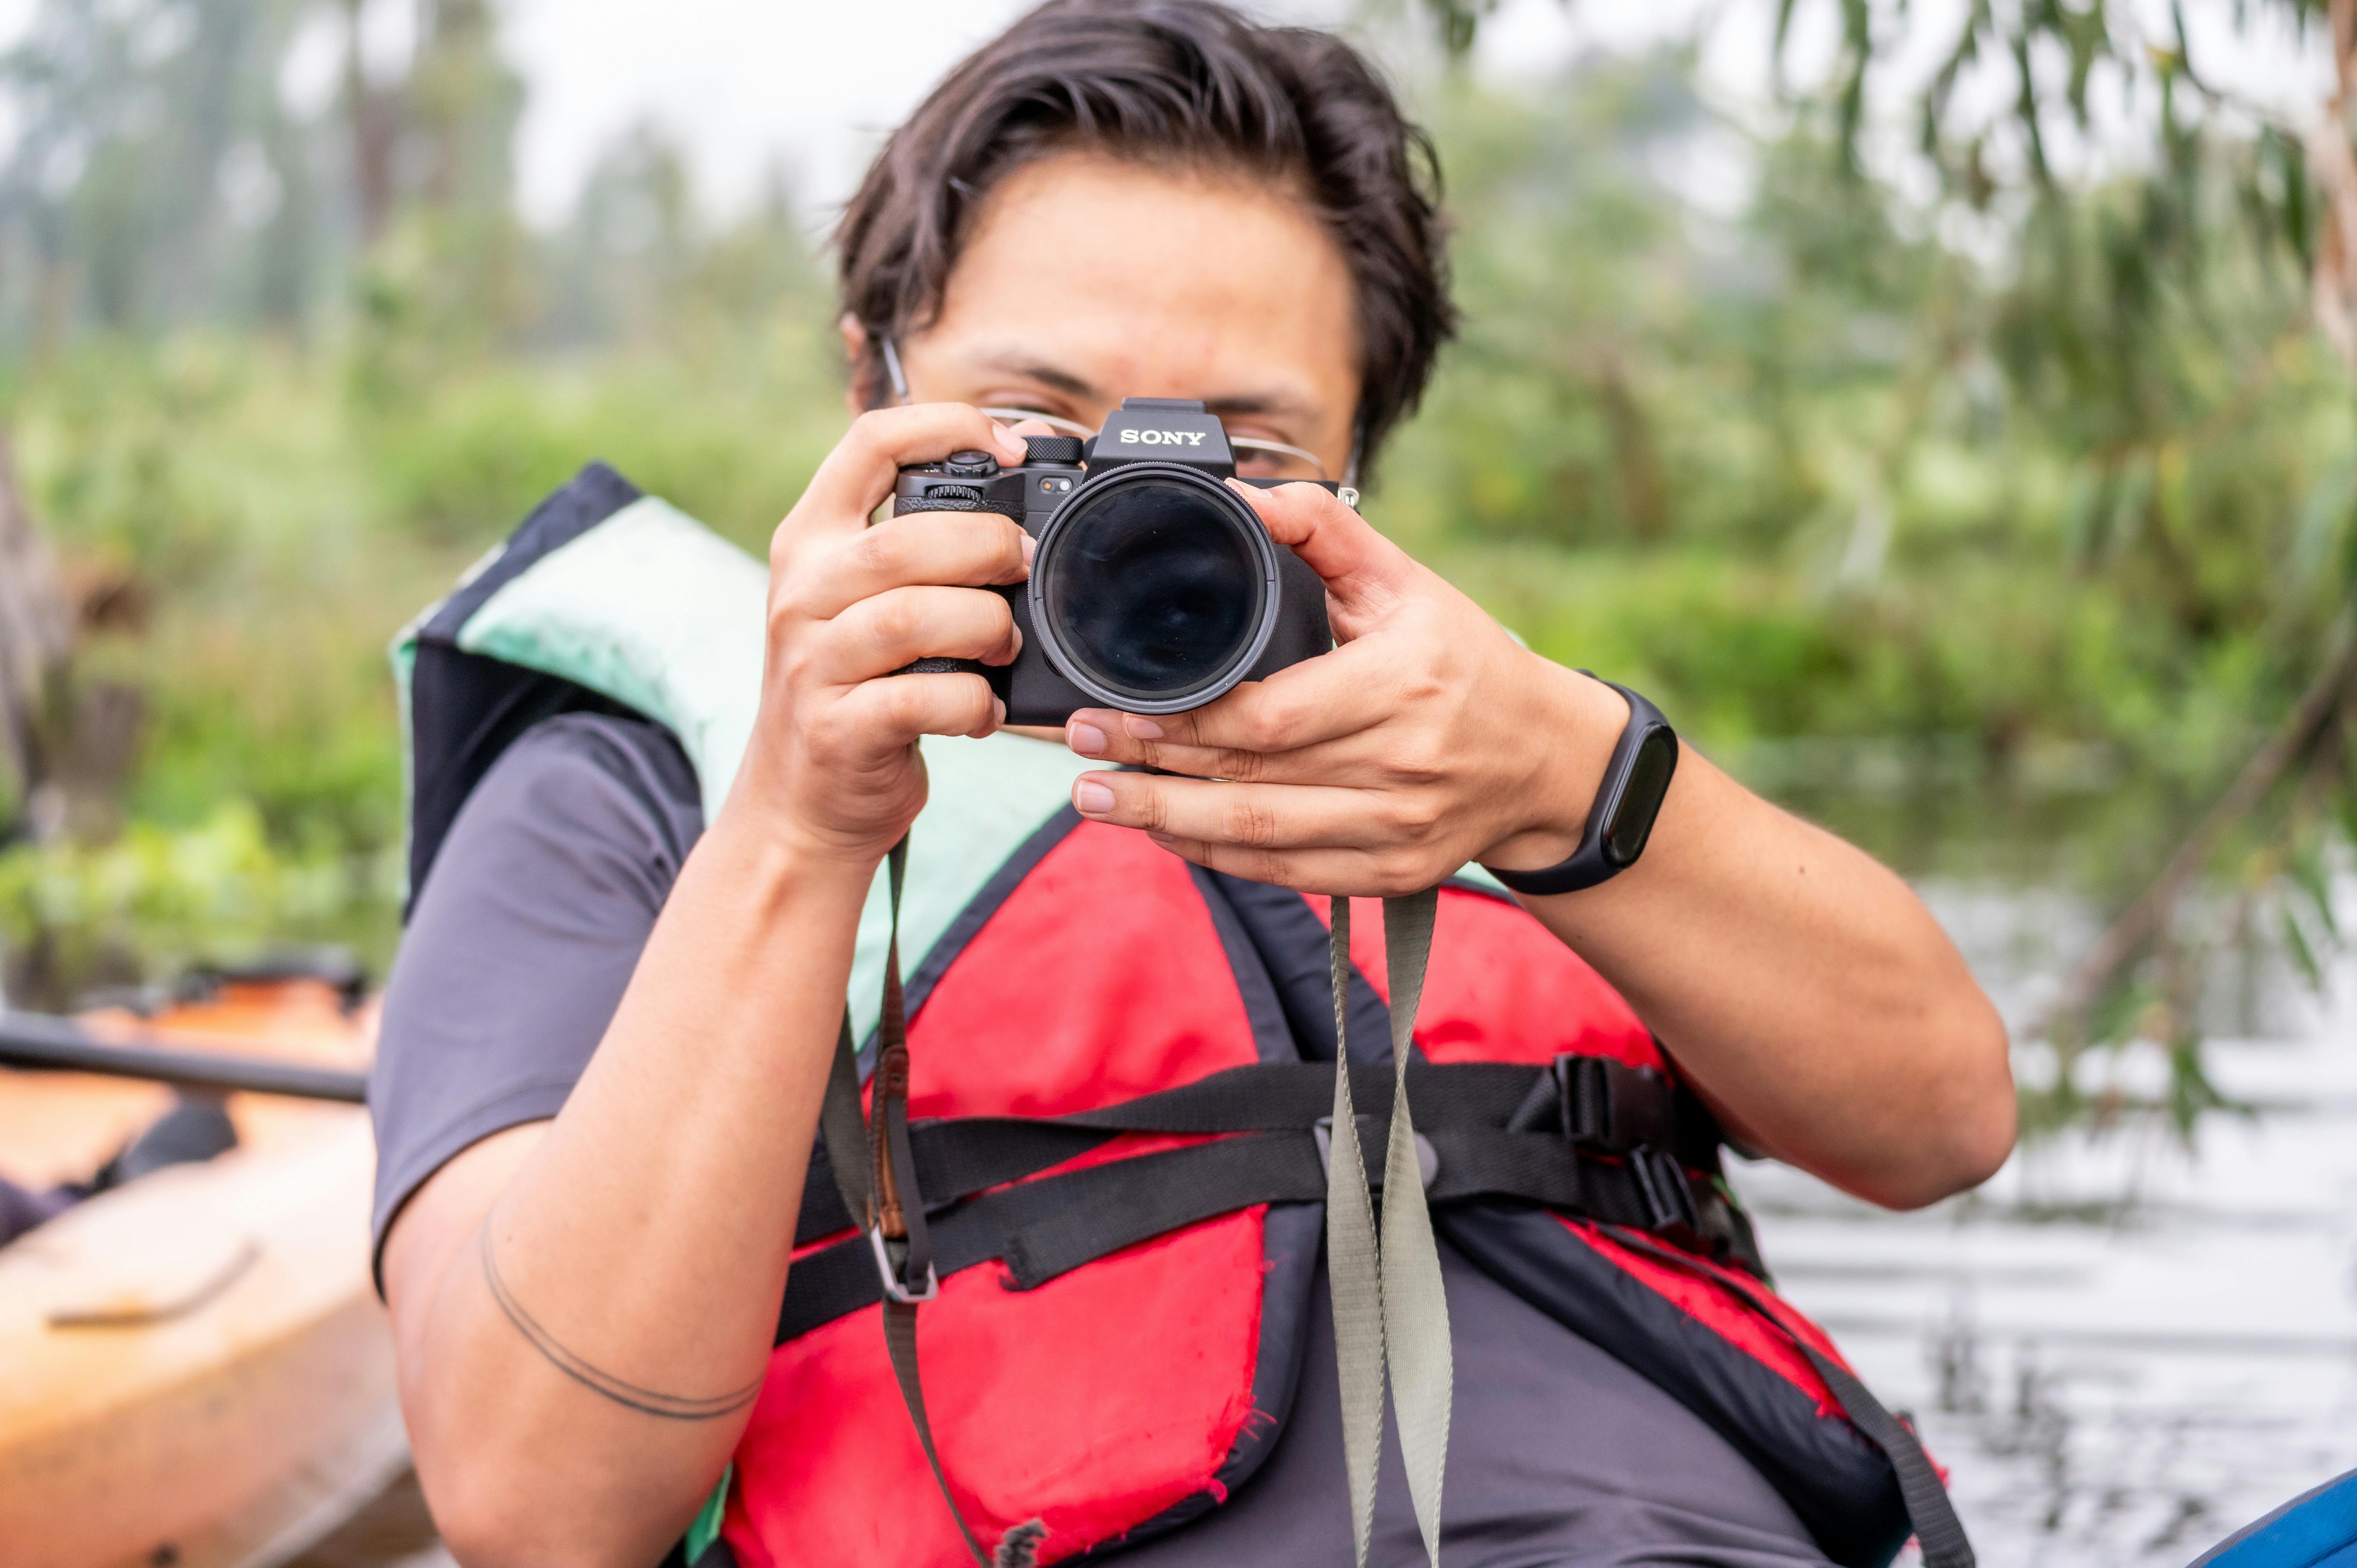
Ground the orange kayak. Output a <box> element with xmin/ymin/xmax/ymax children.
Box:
<box><xmin>0</xmin><ymin>978</ymin><xmax>399</xmax><ymax>1568</ymax></box>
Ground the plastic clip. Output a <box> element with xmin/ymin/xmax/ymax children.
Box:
<box><xmin>1631</xmin><ymin>1147</ymin><xmax>1703</xmax><ymax>1246</ymax></box>
<box><xmin>1553</xmin><ymin>1055</ymin><xmax>1615</xmax><ymax>1148</ymax></box>
<box><xmin>868</xmin><ymin>1225</ymin><xmax>939</xmax><ymax>1305</ymax></box>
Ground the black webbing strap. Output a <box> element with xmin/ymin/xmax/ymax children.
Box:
<box><xmin>1797</xmin><ymin>1346</ymin><xmax>1976</xmax><ymax>1568</ymax></box>
<box><xmin>817</xmin><ymin>1013</ymin><xmax>870</xmax><ymax>1233</ymax></box>
<box><xmin>781</xmin><ymin>1132</ymin><xmax>1319</xmax><ymax>1340</ymax></box>
<box><xmin>1601</xmin><ymin>1226</ymin><xmax>1975</xmax><ymax>1568</ymax></box>
<box><xmin>791</xmin><ymin>1059</ymin><xmax>1728</xmax><ymax>1247</ymax></box>
<box><xmin>776</xmin><ymin>1119</ymin><xmax>1754</xmax><ymax>1342</ymax></box>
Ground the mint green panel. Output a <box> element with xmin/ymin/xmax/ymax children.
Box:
<box><xmin>457</xmin><ymin>497</ymin><xmax>769</xmax><ymax>826</ymax></box>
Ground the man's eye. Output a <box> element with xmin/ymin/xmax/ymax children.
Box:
<box><xmin>983</xmin><ymin>396</ymin><xmax>1085</xmax><ymax>428</ymax></box>
<box><xmin>1230</xmin><ymin>438</ymin><xmax>1325</xmax><ymax>482</ymax></box>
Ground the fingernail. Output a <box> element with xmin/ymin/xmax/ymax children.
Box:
<box><xmin>992</xmin><ymin>697</ymin><xmax>1007</xmax><ymax>728</ymax></box>
<box><xmin>1068</xmin><ymin>720</ymin><xmax>1106</xmax><ymax>756</ymax></box>
<box><xmin>1074</xmin><ymin>777</ymin><xmax>1116</xmax><ymax>815</ymax></box>
<box><xmin>1147</xmin><ymin>832</ymin><xmax>1176</xmax><ymax>848</ymax></box>
<box><xmin>1122</xmin><ymin>715</ymin><xmax>1164</xmax><ymax>740</ymax></box>
<box><xmin>1019</xmin><ymin>531</ymin><xmax>1036</xmax><ymax>566</ymax></box>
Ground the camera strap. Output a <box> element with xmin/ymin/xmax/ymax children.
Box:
<box><xmin>816</xmin><ymin>862</ymin><xmax>1456</xmax><ymax>1566</ymax></box>
<box><xmin>1325</xmin><ymin>890</ymin><xmax>1451</xmax><ymax>1568</ymax></box>
<box><xmin>816</xmin><ymin>836</ymin><xmax>1033</xmax><ymax>1568</ymax></box>
<box><xmin>800</xmin><ymin>864</ymin><xmax>1972</xmax><ymax>1568</ymax></box>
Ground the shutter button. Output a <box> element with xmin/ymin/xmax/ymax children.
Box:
<box><xmin>944</xmin><ymin>450</ymin><xmax>999</xmax><ymax>478</ymax></box>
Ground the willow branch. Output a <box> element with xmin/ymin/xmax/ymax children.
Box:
<box><xmin>2041</xmin><ymin>618</ymin><xmax>2357</xmax><ymax>1041</ymax></box>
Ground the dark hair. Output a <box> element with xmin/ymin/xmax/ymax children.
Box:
<box><xmin>835</xmin><ymin>0</ymin><xmax>1455</xmax><ymax>469</ymax></box>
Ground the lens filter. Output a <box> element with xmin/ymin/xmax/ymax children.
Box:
<box><xmin>1030</xmin><ymin>466</ymin><xmax>1279</xmax><ymax>713</ymax></box>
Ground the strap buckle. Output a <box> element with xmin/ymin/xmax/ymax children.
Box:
<box><xmin>1552</xmin><ymin>1054</ymin><xmax>1674</xmax><ymax>1153</ymax></box>
<box><xmin>1553</xmin><ymin>1056</ymin><xmax>1613</xmax><ymax>1147</ymax></box>
<box><xmin>868</xmin><ymin>1224</ymin><xmax>939</xmax><ymax>1305</ymax></box>
<box><xmin>1631</xmin><ymin>1146</ymin><xmax>1703</xmax><ymax>1247</ymax></box>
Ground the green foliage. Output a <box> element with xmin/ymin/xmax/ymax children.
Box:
<box><xmin>1388</xmin><ymin>55</ymin><xmax>2350</xmax><ymax>796</ymax></box>
<box><xmin>4</xmin><ymin>10</ymin><xmax>2354</xmax><ymax>1087</ymax></box>
<box><xmin>0</xmin><ymin>801</ymin><xmax>399</xmax><ymax>1006</ymax></box>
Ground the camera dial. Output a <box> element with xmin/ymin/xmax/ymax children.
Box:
<box><xmin>943</xmin><ymin>450</ymin><xmax>1000</xmax><ymax>478</ymax></box>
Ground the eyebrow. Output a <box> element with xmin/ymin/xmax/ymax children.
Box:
<box><xmin>976</xmin><ymin>353</ymin><xmax>1100</xmax><ymax>401</ymax></box>
<box><xmin>974</xmin><ymin>351</ymin><xmax>1317</xmax><ymax>423</ymax></box>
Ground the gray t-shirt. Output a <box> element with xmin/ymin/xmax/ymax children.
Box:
<box><xmin>370</xmin><ymin>713</ymin><xmax>1832</xmax><ymax>1568</ymax></box>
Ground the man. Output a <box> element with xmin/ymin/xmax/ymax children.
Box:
<box><xmin>371</xmin><ymin>5</ymin><xmax>2015</xmax><ymax>1566</ymax></box>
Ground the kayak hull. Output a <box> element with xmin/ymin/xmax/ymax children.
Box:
<box><xmin>0</xmin><ymin>983</ymin><xmax>399</xmax><ymax>1568</ymax></box>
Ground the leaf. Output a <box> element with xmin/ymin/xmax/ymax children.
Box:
<box><xmin>2287</xmin><ymin>842</ymin><xmax>2339</xmax><ymax>942</ymax></box>
<box><xmin>1773</xmin><ymin>0</ymin><xmax>1802</xmax><ymax>85</ymax></box>
<box><xmin>2291</xmin><ymin>450</ymin><xmax>2357</xmax><ymax>597</ymax></box>
<box><xmin>2166</xmin><ymin>1035</ymin><xmax>2235</xmax><ymax>1144</ymax></box>
<box><xmin>2085</xmin><ymin>968</ymin><xmax>2159</xmax><ymax>1048</ymax></box>
<box><xmin>2062</xmin><ymin>461</ymin><xmax>2113</xmax><ymax>568</ymax></box>
<box><xmin>2281</xmin><ymin>901</ymin><xmax>2324</xmax><ymax>989</ymax></box>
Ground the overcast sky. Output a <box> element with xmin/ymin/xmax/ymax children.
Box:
<box><xmin>0</xmin><ymin>0</ymin><xmax>1699</xmax><ymax>221</ymax></box>
<box><xmin>0</xmin><ymin>0</ymin><xmax>2329</xmax><ymax>230</ymax></box>
<box><xmin>492</xmin><ymin>0</ymin><xmax>1620</xmax><ymax>223</ymax></box>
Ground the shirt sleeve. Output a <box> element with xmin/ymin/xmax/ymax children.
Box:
<box><xmin>368</xmin><ymin>712</ymin><xmax>704</xmax><ymax>1286</ymax></box>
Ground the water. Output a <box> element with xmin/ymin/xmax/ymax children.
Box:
<box><xmin>1726</xmin><ymin>874</ymin><xmax>2357</xmax><ymax>1564</ymax></box>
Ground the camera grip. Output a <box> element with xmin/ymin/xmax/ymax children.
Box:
<box><xmin>886</xmin><ymin>585</ymin><xmax>1019</xmax><ymax>699</ymax></box>
<box><xmin>880</xmin><ymin>494</ymin><xmax>1021</xmax><ymax>693</ymax></box>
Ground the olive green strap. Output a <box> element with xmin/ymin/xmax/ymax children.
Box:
<box><xmin>1326</xmin><ymin>890</ymin><xmax>1451</xmax><ymax>1568</ymax></box>
<box><xmin>1325</xmin><ymin>897</ymin><xmax>1385</xmax><ymax>1564</ymax></box>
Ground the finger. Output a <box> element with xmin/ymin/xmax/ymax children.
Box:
<box><xmin>794</xmin><ymin>404</ymin><xmax>1028</xmax><ymax>538</ymax></box>
<box><xmin>1226</xmin><ymin>480</ymin><xmax>1429</xmax><ymax>632</ymax></box>
<box><xmin>1064</xmin><ymin>702</ymin><xmax>1383</xmax><ymax>785</ymax></box>
<box><xmin>814</xmin><ymin>584</ymin><xmax>1019</xmax><ymax>684</ymax></box>
<box><xmin>1071</xmin><ymin>770</ymin><xmax>1409</xmax><ymax>852</ymax></box>
<box><xmin>1141</xmin><ymin>836</ymin><xmax>1417</xmax><ymax>899</ymax></box>
<box><xmin>1063</xmin><ymin>638</ymin><xmax>1402</xmax><ymax>763</ymax></box>
<box><xmin>795</xmin><ymin>510</ymin><xmax>1031</xmax><ymax>621</ymax></box>
<box><xmin>833</xmin><ymin>670</ymin><xmax>1004</xmax><ymax>747</ymax></box>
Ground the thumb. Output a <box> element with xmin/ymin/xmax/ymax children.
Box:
<box><xmin>1226</xmin><ymin>480</ymin><xmax>1425</xmax><ymax>632</ymax></box>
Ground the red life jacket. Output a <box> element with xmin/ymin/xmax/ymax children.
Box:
<box><xmin>716</xmin><ymin>811</ymin><xmax>1934</xmax><ymax>1568</ymax></box>
<box><xmin>398</xmin><ymin>465</ymin><xmax>1967</xmax><ymax>1568</ymax></box>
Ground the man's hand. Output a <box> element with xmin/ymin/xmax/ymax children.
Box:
<box><xmin>723</xmin><ymin>404</ymin><xmax>1034</xmax><ymax>866</ymax></box>
<box><xmin>1060</xmin><ymin>479</ymin><xmax>1622</xmax><ymax>895</ymax></box>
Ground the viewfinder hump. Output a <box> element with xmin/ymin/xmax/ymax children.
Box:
<box><xmin>1088</xmin><ymin>397</ymin><xmax>1234</xmax><ymax>477</ymax></box>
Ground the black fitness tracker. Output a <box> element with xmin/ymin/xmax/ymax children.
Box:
<box><xmin>1485</xmin><ymin>676</ymin><xmax>1678</xmax><ymax>897</ymax></box>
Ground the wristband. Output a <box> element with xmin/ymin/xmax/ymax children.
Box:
<box><xmin>1484</xmin><ymin>676</ymin><xmax>1678</xmax><ymax>897</ymax></box>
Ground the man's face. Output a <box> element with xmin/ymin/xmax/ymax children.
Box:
<box><xmin>859</xmin><ymin>150</ymin><xmax>1363</xmax><ymax>483</ymax></box>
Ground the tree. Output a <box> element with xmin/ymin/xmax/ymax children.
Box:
<box><xmin>1421</xmin><ymin>0</ymin><xmax>2357</xmax><ymax>1102</ymax></box>
<box><xmin>0</xmin><ymin>430</ymin><xmax>72</xmax><ymax>839</ymax></box>
<box><xmin>0</xmin><ymin>0</ymin><xmax>323</xmax><ymax>345</ymax></box>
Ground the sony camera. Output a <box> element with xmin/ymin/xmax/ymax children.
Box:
<box><xmin>892</xmin><ymin>397</ymin><xmax>1337</xmax><ymax>726</ymax></box>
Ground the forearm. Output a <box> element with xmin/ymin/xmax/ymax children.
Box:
<box><xmin>1518</xmin><ymin>743</ymin><xmax>2015</xmax><ymax>1208</ymax></box>
<box><xmin>388</xmin><ymin>814</ymin><xmax>873</xmax><ymax>1566</ymax></box>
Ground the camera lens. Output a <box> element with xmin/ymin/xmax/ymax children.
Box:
<box><xmin>1032</xmin><ymin>470</ymin><xmax>1277</xmax><ymax>712</ymax></box>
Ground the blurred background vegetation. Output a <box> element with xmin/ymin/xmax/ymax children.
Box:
<box><xmin>0</xmin><ymin>0</ymin><xmax>2350</xmax><ymax>1132</ymax></box>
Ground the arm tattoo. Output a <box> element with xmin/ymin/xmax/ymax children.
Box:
<box><xmin>479</xmin><ymin>1222</ymin><xmax>764</xmax><ymax>1420</ymax></box>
